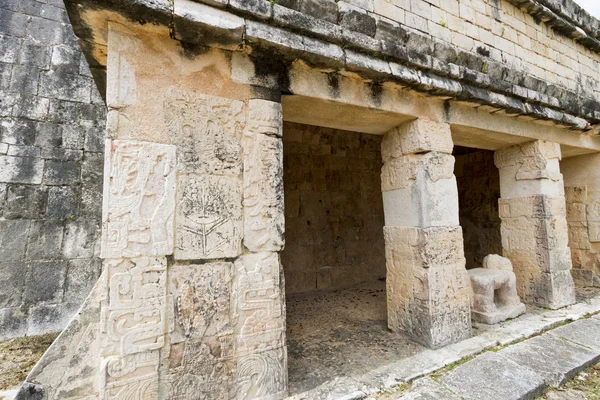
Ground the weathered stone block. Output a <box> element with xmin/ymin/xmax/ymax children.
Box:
<box><xmin>164</xmin><ymin>89</ymin><xmax>245</xmax><ymax>176</ymax></box>
<box><xmin>243</xmin><ymin>101</ymin><xmax>284</xmax><ymax>253</ymax></box>
<box><xmin>0</xmin><ymin>220</ymin><xmax>30</xmax><ymax>260</ymax></box>
<box><xmin>23</xmin><ymin>260</ymin><xmax>67</xmax><ymax>305</ymax></box>
<box><xmin>565</xmin><ymin>185</ymin><xmax>587</xmax><ymax>204</ymax></box>
<box><xmin>0</xmin><ymin>261</ymin><xmax>26</xmax><ymax>308</ymax></box>
<box><xmin>43</xmin><ymin>160</ymin><xmax>80</xmax><ymax>185</ymax></box>
<box><xmin>26</xmin><ymin>220</ymin><xmax>63</xmax><ymax>261</ymax></box>
<box><xmin>0</xmin><ymin>155</ymin><xmax>43</xmax><ymax>184</ymax></box>
<box><xmin>4</xmin><ymin>184</ymin><xmax>48</xmax><ymax>219</ymax></box>
<box><xmin>63</xmin><ymin>220</ymin><xmax>99</xmax><ymax>259</ymax></box>
<box><xmin>168</xmin><ymin>262</ymin><xmax>233</xmax><ymax>344</ymax></box>
<box><xmin>175</xmin><ymin>174</ymin><xmax>243</xmax><ymax>260</ymax></box>
<box><xmin>63</xmin><ymin>258</ymin><xmax>101</xmax><ymax>304</ymax></box>
<box><xmin>388</xmin><ymin>119</ymin><xmax>453</xmax><ymax>156</ymax></box>
<box><xmin>101</xmin><ymin>140</ymin><xmax>176</xmax><ymax>258</ymax></box>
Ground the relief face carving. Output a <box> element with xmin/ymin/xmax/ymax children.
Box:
<box><xmin>101</xmin><ymin>257</ymin><xmax>172</xmax><ymax>356</ymax></box>
<box><xmin>169</xmin><ymin>263</ymin><xmax>233</xmax><ymax>344</ymax></box>
<box><xmin>175</xmin><ymin>175</ymin><xmax>243</xmax><ymax>259</ymax></box>
<box><xmin>232</xmin><ymin>253</ymin><xmax>285</xmax><ymax>356</ymax></box>
<box><xmin>242</xmin><ymin>102</ymin><xmax>284</xmax><ymax>252</ymax></box>
<box><xmin>164</xmin><ymin>89</ymin><xmax>245</xmax><ymax>176</ymax></box>
<box><xmin>101</xmin><ymin>140</ymin><xmax>176</xmax><ymax>259</ymax></box>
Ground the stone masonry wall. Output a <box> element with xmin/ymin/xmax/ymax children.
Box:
<box><xmin>0</xmin><ymin>0</ymin><xmax>105</xmax><ymax>339</ymax></box>
<box><xmin>455</xmin><ymin>149</ymin><xmax>503</xmax><ymax>270</ymax></box>
<box><xmin>281</xmin><ymin>122</ymin><xmax>386</xmax><ymax>295</ymax></box>
<box><xmin>279</xmin><ymin>0</ymin><xmax>600</xmax><ymax>102</ymax></box>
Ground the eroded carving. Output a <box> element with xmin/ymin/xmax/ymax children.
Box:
<box><xmin>164</xmin><ymin>89</ymin><xmax>245</xmax><ymax>175</ymax></box>
<box><xmin>101</xmin><ymin>257</ymin><xmax>171</xmax><ymax>356</ymax></box>
<box><xmin>100</xmin><ymin>351</ymin><xmax>160</xmax><ymax>400</ymax></box>
<box><xmin>101</xmin><ymin>140</ymin><xmax>176</xmax><ymax>259</ymax></box>
<box><xmin>169</xmin><ymin>263</ymin><xmax>233</xmax><ymax>344</ymax></box>
<box><xmin>233</xmin><ymin>253</ymin><xmax>285</xmax><ymax>356</ymax></box>
<box><xmin>236</xmin><ymin>348</ymin><xmax>287</xmax><ymax>400</ymax></box>
<box><xmin>175</xmin><ymin>175</ymin><xmax>243</xmax><ymax>259</ymax></box>
<box><xmin>242</xmin><ymin>102</ymin><xmax>284</xmax><ymax>251</ymax></box>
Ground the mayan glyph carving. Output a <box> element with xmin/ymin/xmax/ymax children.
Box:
<box><xmin>101</xmin><ymin>140</ymin><xmax>176</xmax><ymax>259</ymax></box>
<box><xmin>168</xmin><ymin>263</ymin><xmax>233</xmax><ymax>344</ymax></box>
<box><xmin>233</xmin><ymin>252</ymin><xmax>285</xmax><ymax>355</ymax></box>
<box><xmin>236</xmin><ymin>348</ymin><xmax>288</xmax><ymax>400</ymax></box>
<box><xmin>100</xmin><ymin>351</ymin><xmax>160</xmax><ymax>400</ymax></box>
<box><xmin>468</xmin><ymin>255</ymin><xmax>526</xmax><ymax>325</ymax></box>
<box><xmin>494</xmin><ymin>140</ymin><xmax>562</xmax><ymax>183</ymax></box>
<box><xmin>242</xmin><ymin>99</ymin><xmax>284</xmax><ymax>252</ymax></box>
<box><xmin>101</xmin><ymin>257</ymin><xmax>171</xmax><ymax>356</ymax></box>
<box><xmin>175</xmin><ymin>174</ymin><xmax>243</xmax><ymax>259</ymax></box>
<box><xmin>164</xmin><ymin>89</ymin><xmax>245</xmax><ymax>175</ymax></box>
<box><xmin>165</xmin><ymin>341</ymin><xmax>234</xmax><ymax>400</ymax></box>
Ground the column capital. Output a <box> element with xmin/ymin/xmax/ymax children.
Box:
<box><xmin>382</xmin><ymin>119</ymin><xmax>453</xmax><ymax>160</ymax></box>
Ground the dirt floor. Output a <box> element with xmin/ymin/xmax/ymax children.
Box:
<box><xmin>0</xmin><ymin>333</ymin><xmax>58</xmax><ymax>391</ymax></box>
<box><xmin>286</xmin><ymin>280</ymin><xmax>425</xmax><ymax>395</ymax></box>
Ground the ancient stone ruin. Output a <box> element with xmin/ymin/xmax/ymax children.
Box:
<box><xmin>1</xmin><ymin>0</ymin><xmax>599</xmax><ymax>398</ymax></box>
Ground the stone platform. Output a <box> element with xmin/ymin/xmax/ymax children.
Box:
<box><xmin>287</xmin><ymin>286</ymin><xmax>600</xmax><ymax>400</ymax></box>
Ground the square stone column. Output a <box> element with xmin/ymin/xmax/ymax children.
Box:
<box><xmin>559</xmin><ymin>153</ymin><xmax>600</xmax><ymax>287</ymax></box>
<box><xmin>381</xmin><ymin>119</ymin><xmax>471</xmax><ymax>349</ymax></box>
<box><xmin>495</xmin><ymin>141</ymin><xmax>576</xmax><ymax>309</ymax></box>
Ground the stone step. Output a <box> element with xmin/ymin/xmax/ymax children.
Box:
<box><xmin>498</xmin><ymin>333</ymin><xmax>600</xmax><ymax>386</ymax></box>
<box><xmin>397</xmin><ymin>377</ymin><xmax>460</xmax><ymax>400</ymax></box>
<box><xmin>548</xmin><ymin>317</ymin><xmax>600</xmax><ymax>352</ymax></box>
<box><xmin>439</xmin><ymin>352</ymin><xmax>546</xmax><ymax>400</ymax></box>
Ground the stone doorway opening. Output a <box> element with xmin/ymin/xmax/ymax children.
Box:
<box><xmin>281</xmin><ymin>122</ymin><xmax>424</xmax><ymax>395</ymax></box>
<box><xmin>453</xmin><ymin>146</ymin><xmax>503</xmax><ymax>271</ymax></box>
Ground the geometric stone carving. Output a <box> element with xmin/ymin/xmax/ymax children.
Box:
<box><xmin>164</xmin><ymin>89</ymin><xmax>245</xmax><ymax>176</ymax></box>
<box><xmin>100</xmin><ymin>257</ymin><xmax>172</xmax><ymax>356</ymax></box>
<box><xmin>232</xmin><ymin>252</ymin><xmax>288</xmax><ymax>398</ymax></box>
<box><xmin>468</xmin><ymin>254</ymin><xmax>526</xmax><ymax>325</ymax></box>
<box><xmin>100</xmin><ymin>351</ymin><xmax>160</xmax><ymax>400</ymax></box>
<box><xmin>175</xmin><ymin>174</ymin><xmax>243</xmax><ymax>259</ymax></box>
<box><xmin>496</xmin><ymin>141</ymin><xmax>575</xmax><ymax>309</ymax></box>
<box><xmin>381</xmin><ymin>119</ymin><xmax>470</xmax><ymax>349</ymax></box>
<box><xmin>242</xmin><ymin>99</ymin><xmax>284</xmax><ymax>253</ymax></box>
<box><xmin>100</xmin><ymin>140</ymin><xmax>176</xmax><ymax>258</ymax></box>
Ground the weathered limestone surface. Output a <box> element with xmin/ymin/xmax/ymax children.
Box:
<box><xmin>382</xmin><ymin>119</ymin><xmax>471</xmax><ymax>349</ymax></box>
<box><xmin>399</xmin><ymin>377</ymin><xmax>461</xmax><ymax>400</ymax></box>
<box><xmin>561</xmin><ymin>153</ymin><xmax>600</xmax><ymax>287</ymax></box>
<box><xmin>281</xmin><ymin>122</ymin><xmax>386</xmax><ymax>294</ymax></box>
<box><xmin>495</xmin><ymin>141</ymin><xmax>576</xmax><ymax>309</ymax></box>
<box><xmin>468</xmin><ymin>254</ymin><xmax>526</xmax><ymax>325</ymax></box>
<box><xmin>440</xmin><ymin>352</ymin><xmax>546</xmax><ymax>400</ymax></box>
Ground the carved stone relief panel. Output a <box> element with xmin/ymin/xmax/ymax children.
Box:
<box><xmin>232</xmin><ymin>252</ymin><xmax>285</xmax><ymax>357</ymax></box>
<box><xmin>164</xmin><ymin>340</ymin><xmax>235</xmax><ymax>400</ymax></box>
<box><xmin>242</xmin><ymin>115</ymin><xmax>284</xmax><ymax>252</ymax></box>
<box><xmin>100</xmin><ymin>351</ymin><xmax>160</xmax><ymax>400</ymax></box>
<box><xmin>164</xmin><ymin>89</ymin><xmax>245</xmax><ymax>176</ymax></box>
<box><xmin>175</xmin><ymin>174</ymin><xmax>243</xmax><ymax>259</ymax></box>
<box><xmin>168</xmin><ymin>263</ymin><xmax>233</xmax><ymax>344</ymax></box>
<box><xmin>101</xmin><ymin>257</ymin><xmax>172</xmax><ymax>356</ymax></box>
<box><xmin>236</xmin><ymin>347</ymin><xmax>288</xmax><ymax>400</ymax></box>
<box><xmin>101</xmin><ymin>140</ymin><xmax>176</xmax><ymax>259</ymax></box>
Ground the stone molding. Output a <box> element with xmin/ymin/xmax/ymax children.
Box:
<box><xmin>63</xmin><ymin>0</ymin><xmax>599</xmax><ymax>133</ymax></box>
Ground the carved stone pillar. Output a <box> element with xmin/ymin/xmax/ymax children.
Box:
<box><xmin>18</xmin><ymin>23</ymin><xmax>287</xmax><ymax>400</ymax></box>
<box><xmin>562</xmin><ymin>153</ymin><xmax>600</xmax><ymax>287</ymax></box>
<box><xmin>381</xmin><ymin>119</ymin><xmax>471</xmax><ymax>349</ymax></box>
<box><xmin>495</xmin><ymin>140</ymin><xmax>576</xmax><ymax>309</ymax></box>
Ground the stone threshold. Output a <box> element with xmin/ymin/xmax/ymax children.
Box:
<box><xmin>288</xmin><ymin>291</ymin><xmax>600</xmax><ymax>400</ymax></box>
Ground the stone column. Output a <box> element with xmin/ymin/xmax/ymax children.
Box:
<box><xmin>561</xmin><ymin>153</ymin><xmax>600</xmax><ymax>287</ymax></box>
<box><xmin>381</xmin><ymin>119</ymin><xmax>471</xmax><ymax>349</ymax></box>
<box><xmin>495</xmin><ymin>140</ymin><xmax>576</xmax><ymax>309</ymax></box>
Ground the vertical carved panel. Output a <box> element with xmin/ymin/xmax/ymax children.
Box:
<box><xmin>242</xmin><ymin>100</ymin><xmax>284</xmax><ymax>252</ymax></box>
<box><xmin>175</xmin><ymin>175</ymin><xmax>243</xmax><ymax>259</ymax></box>
<box><xmin>100</xmin><ymin>351</ymin><xmax>160</xmax><ymax>400</ymax></box>
<box><xmin>164</xmin><ymin>89</ymin><xmax>245</xmax><ymax>176</ymax></box>
<box><xmin>101</xmin><ymin>257</ymin><xmax>171</xmax><ymax>356</ymax></box>
<box><xmin>101</xmin><ymin>140</ymin><xmax>176</xmax><ymax>259</ymax></box>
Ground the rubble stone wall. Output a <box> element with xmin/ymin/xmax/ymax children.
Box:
<box><xmin>0</xmin><ymin>0</ymin><xmax>105</xmax><ymax>340</ymax></box>
<box><xmin>455</xmin><ymin>149</ymin><xmax>503</xmax><ymax>270</ymax></box>
<box><xmin>281</xmin><ymin>122</ymin><xmax>386</xmax><ymax>295</ymax></box>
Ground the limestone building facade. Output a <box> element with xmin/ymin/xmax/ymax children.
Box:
<box><xmin>6</xmin><ymin>0</ymin><xmax>600</xmax><ymax>398</ymax></box>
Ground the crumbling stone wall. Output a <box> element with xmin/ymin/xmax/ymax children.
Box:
<box><xmin>0</xmin><ymin>0</ymin><xmax>105</xmax><ymax>339</ymax></box>
<box><xmin>281</xmin><ymin>122</ymin><xmax>386</xmax><ymax>294</ymax></box>
<box><xmin>455</xmin><ymin>148</ymin><xmax>503</xmax><ymax>270</ymax></box>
